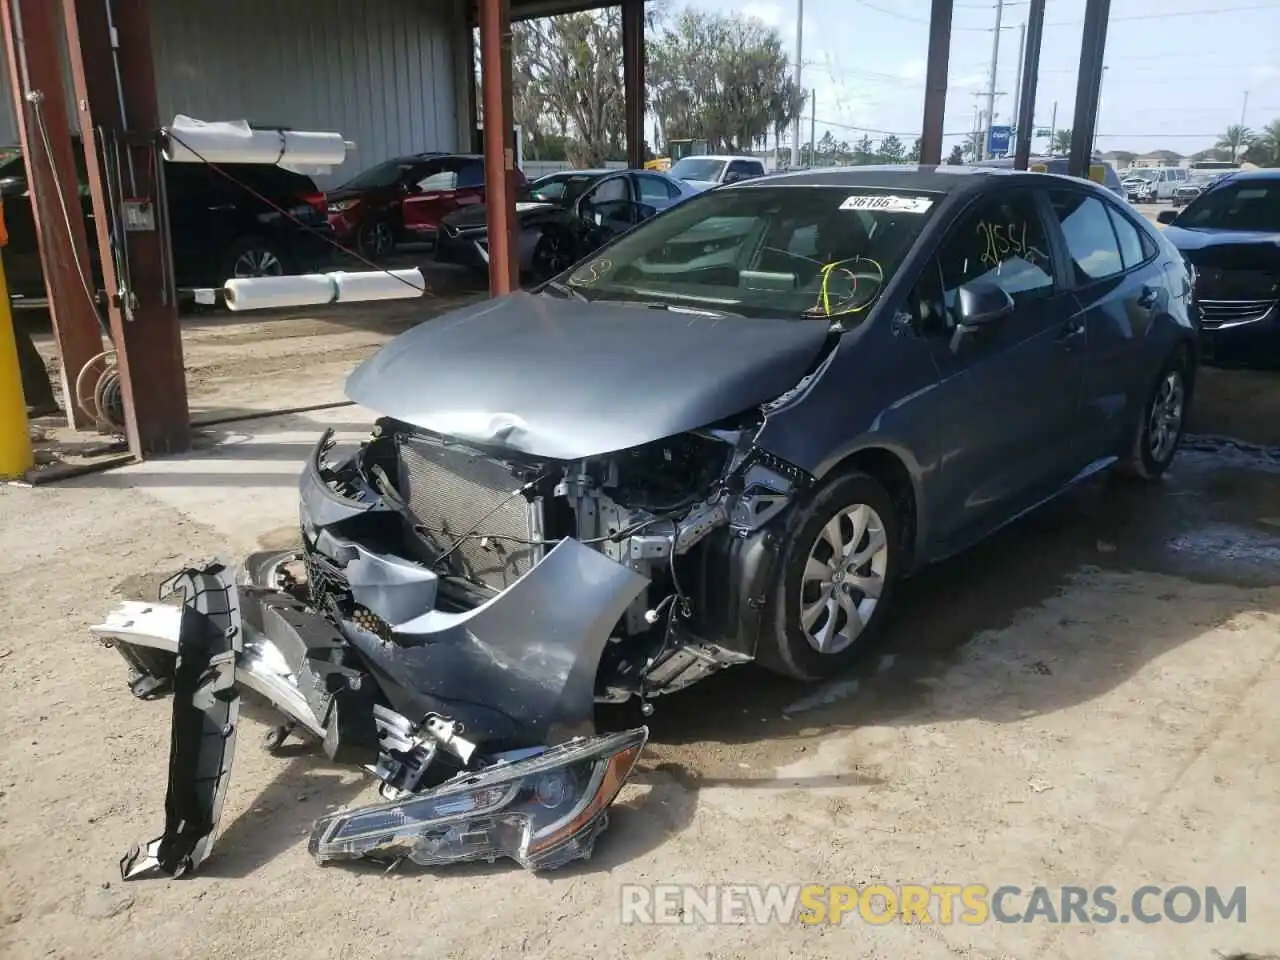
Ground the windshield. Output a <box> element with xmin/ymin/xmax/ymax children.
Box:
<box><xmin>554</xmin><ymin>185</ymin><xmax>937</xmax><ymax>320</ymax></box>
<box><xmin>1176</xmin><ymin>180</ymin><xmax>1280</xmax><ymax>232</ymax></box>
<box><xmin>1125</xmin><ymin>168</ymin><xmax>1157</xmax><ymax>180</ymax></box>
<box><xmin>520</xmin><ymin>173</ymin><xmax>597</xmax><ymax>204</ymax></box>
<box><xmin>670</xmin><ymin>158</ymin><xmax>728</xmax><ymax>182</ymax></box>
<box><xmin>341</xmin><ymin>158</ymin><xmax>417</xmax><ymax>191</ymax></box>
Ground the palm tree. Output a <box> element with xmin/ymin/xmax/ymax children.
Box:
<box><xmin>1258</xmin><ymin>119</ymin><xmax>1280</xmax><ymax>166</ymax></box>
<box><xmin>1215</xmin><ymin>124</ymin><xmax>1255</xmax><ymax>162</ymax></box>
<box><xmin>1051</xmin><ymin>128</ymin><xmax>1072</xmax><ymax>155</ymax></box>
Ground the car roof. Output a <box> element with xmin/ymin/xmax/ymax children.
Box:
<box><xmin>1219</xmin><ymin>168</ymin><xmax>1280</xmax><ymax>181</ymax></box>
<box><xmin>727</xmin><ymin>164</ymin><xmax>1044</xmax><ymax>195</ymax></box>
<box><xmin>680</xmin><ymin>154</ymin><xmax>763</xmax><ymax>162</ymax></box>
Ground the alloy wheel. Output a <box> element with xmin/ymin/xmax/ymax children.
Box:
<box><xmin>232</xmin><ymin>248</ymin><xmax>283</xmax><ymax>278</ymax></box>
<box><xmin>534</xmin><ymin>233</ymin><xmax>571</xmax><ymax>279</ymax></box>
<box><xmin>1149</xmin><ymin>370</ymin><xmax>1185</xmax><ymax>463</ymax></box>
<box><xmin>798</xmin><ymin>503</ymin><xmax>889</xmax><ymax>655</ymax></box>
<box><xmin>361</xmin><ymin>221</ymin><xmax>394</xmax><ymax>258</ymax></box>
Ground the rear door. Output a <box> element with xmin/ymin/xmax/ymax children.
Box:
<box><xmin>401</xmin><ymin>159</ymin><xmax>459</xmax><ymax>234</ymax></box>
<box><xmin>1046</xmin><ymin>187</ymin><xmax>1169</xmax><ymax>460</ymax></box>
<box><xmin>921</xmin><ymin>185</ymin><xmax>1087</xmax><ymax>552</ymax></box>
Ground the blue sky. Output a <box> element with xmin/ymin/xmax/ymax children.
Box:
<box><xmin>681</xmin><ymin>0</ymin><xmax>1280</xmax><ymax>155</ymax></box>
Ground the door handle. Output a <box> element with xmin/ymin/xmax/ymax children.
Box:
<box><xmin>1057</xmin><ymin>318</ymin><xmax>1086</xmax><ymax>348</ymax></box>
<box><xmin>1137</xmin><ymin>286</ymin><xmax>1158</xmax><ymax>309</ymax></box>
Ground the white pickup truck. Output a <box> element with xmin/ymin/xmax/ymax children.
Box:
<box><xmin>668</xmin><ymin>154</ymin><xmax>766</xmax><ymax>192</ymax></box>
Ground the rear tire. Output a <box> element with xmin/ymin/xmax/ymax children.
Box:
<box><xmin>221</xmin><ymin>235</ymin><xmax>289</xmax><ymax>281</ymax></box>
<box><xmin>1120</xmin><ymin>351</ymin><xmax>1190</xmax><ymax>480</ymax></box>
<box><xmin>759</xmin><ymin>470</ymin><xmax>901</xmax><ymax>681</ymax></box>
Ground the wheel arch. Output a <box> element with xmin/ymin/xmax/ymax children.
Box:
<box><xmin>819</xmin><ymin>442</ymin><xmax>924</xmax><ymax>573</ymax></box>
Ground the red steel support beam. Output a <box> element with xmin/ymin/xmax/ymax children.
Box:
<box><xmin>62</xmin><ymin>0</ymin><xmax>189</xmax><ymax>456</ymax></box>
<box><xmin>918</xmin><ymin>0</ymin><xmax>954</xmax><ymax>166</ymax></box>
<box><xmin>0</xmin><ymin>0</ymin><xmax>103</xmax><ymax>428</ymax></box>
<box><xmin>622</xmin><ymin>0</ymin><xmax>645</xmax><ymax>169</ymax></box>
<box><xmin>477</xmin><ymin>0</ymin><xmax>519</xmax><ymax>295</ymax></box>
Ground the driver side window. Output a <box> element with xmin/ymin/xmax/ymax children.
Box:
<box><xmin>936</xmin><ymin>191</ymin><xmax>1056</xmax><ymax>328</ymax></box>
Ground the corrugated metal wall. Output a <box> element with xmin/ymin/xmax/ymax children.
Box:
<box><xmin>0</xmin><ymin>0</ymin><xmax>464</xmax><ymax>184</ymax></box>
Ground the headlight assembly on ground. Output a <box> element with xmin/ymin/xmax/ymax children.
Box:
<box><xmin>309</xmin><ymin>727</ymin><xmax>647</xmax><ymax>870</ymax></box>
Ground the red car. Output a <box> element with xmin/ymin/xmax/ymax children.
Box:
<box><xmin>327</xmin><ymin>153</ymin><xmax>525</xmax><ymax>256</ymax></box>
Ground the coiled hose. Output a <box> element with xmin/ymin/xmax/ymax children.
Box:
<box><xmin>73</xmin><ymin>350</ymin><xmax>126</xmax><ymax>432</ymax></box>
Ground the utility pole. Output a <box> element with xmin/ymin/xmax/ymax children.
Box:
<box><xmin>809</xmin><ymin>87</ymin><xmax>817</xmax><ymax>167</ymax></box>
<box><xmin>1238</xmin><ymin>90</ymin><xmax>1250</xmax><ymax>160</ymax></box>
<box><xmin>1012</xmin><ymin>22</ymin><xmax>1025</xmax><ymax>137</ymax></box>
<box><xmin>1093</xmin><ymin>64</ymin><xmax>1108</xmax><ymax>155</ymax></box>
<box><xmin>982</xmin><ymin>0</ymin><xmax>1005</xmax><ymax>160</ymax></box>
<box><xmin>1050</xmin><ymin>100</ymin><xmax>1058</xmax><ymax>153</ymax></box>
<box><xmin>791</xmin><ymin>0</ymin><xmax>803</xmax><ymax>168</ymax></box>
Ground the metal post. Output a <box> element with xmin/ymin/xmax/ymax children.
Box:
<box><xmin>790</xmin><ymin>0</ymin><xmax>803</xmax><ymax>167</ymax></box>
<box><xmin>919</xmin><ymin>0</ymin><xmax>954</xmax><ymax>166</ymax></box>
<box><xmin>982</xmin><ymin>0</ymin><xmax>1004</xmax><ymax>160</ymax></box>
<box><xmin>0</xmin><ymin>247</ymin><xmax>34</xmax><ymax>478</ymax></box>
<box><xmin>1013</xmin><ymin>0</ymin><xmax>1045</xmax><ymax>170</ymax></box>
<box><xmin>1</xmin><ymin>0</ymin><xmax>104</xmax><ymax>430</ymax></box>
<box><xmin>61</xmin><ymin>0</ymin><xmax>189</xmax><ymax>456</ymax></box>
<box><xmin>1238</xmin><ymin>90</ymin><xmax>1249</xmax><ymax>159</ymax></box>
<box><xmin>622</xmin><ymin>0</ymin><xmax>645</xmax><ymax>169</ymax></box>
<box><xmin>1011</xmin><ymin>22</ymin><xmax>1025</xmax><ymax>136</ymax></box>
<box><xmin>1067</xmin><ymin>0</ymin><xmax>1110</xmax><ymax>179</ymax></box>
<box><xmin>1049</xmin><ymin>101</ymin><xmax>1057</xmax><ymax>152</ymax></box>
<box><xmin>809</xmin><ymin>88</ymin><xmax>816</xmax><ymax>167</ymax></box>
<box><xmin>477</xmin><ymin>0</ymin><xmax>517</xmax><ymax>296</ymax></box>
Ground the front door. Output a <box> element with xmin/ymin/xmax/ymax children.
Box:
<box><xmin>922</xmin><ymin>187</ymin><xmax>1087</xmax><ymax>552</ymax></box>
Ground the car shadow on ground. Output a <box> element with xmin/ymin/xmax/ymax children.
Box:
<box><xmin>602</xmin><ymin>446</ymin><xmax>1280</xmax><ymax>756</ymax></box>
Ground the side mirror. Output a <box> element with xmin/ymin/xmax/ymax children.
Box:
<box><xmin>1156</xmin><ymin>209</ymin><xmax>1178</xmax><ymax>225</ymax></box>
<box><xmin>956</xmin><ymin>281</ymin><xmax>1014</xmax><ymax>330</ymax></box>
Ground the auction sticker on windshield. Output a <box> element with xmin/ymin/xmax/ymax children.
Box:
<box><xmin>839</xmin><ymin>194</ymin><xmax>934</xmax><ymax>214</ymax></box>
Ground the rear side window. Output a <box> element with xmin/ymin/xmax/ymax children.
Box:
<box><xmin>456</xmin><ymin>160</ymin><xmax>484</xmax><ymax>189</ymax></box>
<box><xmin>417</xmin><ymin>164</ymin><xmax>458</xmax><ymax>192</ymax></box>
<box><xmin>636</xmin><ymin>174</ymin><xmax>679</xmax><ymax>200</ymax></box>
<box><xmin>1048</xmin><ymin>191</ymin><xmax>1123</xmax><ymax>282</ymax></box>
<box><xmin>1106</xmin><ymin>205</ymin><xmax>1148</xmax><ymax>269</ymax></box>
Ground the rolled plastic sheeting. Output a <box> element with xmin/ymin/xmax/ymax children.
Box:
<box><xmin>162</xmin><ymin>115</ymin><xmax>349</xmax><ymax>169</ymax></box>
<box><xmin>331</xmin><ymin>269</ymin><xmax>426</xmax><ymax>302</ymax></box>
<box><xmin>222</xmin><ymin>268</ymin><xmax>426</xmax><ymax>311</ymax></box>
<box><xmin>223</xmin><ymin>274</ymin><xmax>337</xmax><ymax>312</ymax></box>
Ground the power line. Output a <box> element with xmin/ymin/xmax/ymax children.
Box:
<box><xmin>1045</xmin><ymin>1</ymin><xmax>1280</xmax><ymax>26</ymax></box>
<box><xmin>846</xmin><ymin>0</ymin><xmax>1003</xmax><ymax>30</ymax></box>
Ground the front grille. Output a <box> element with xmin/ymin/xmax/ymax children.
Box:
<box><xmin>1197</xmin><ymin>299</ymin><xmax>1276</xmax><ymax>330</ymax></box>
<box><xmin>397</xmin><ymin>436</ymin><xmax>542</xmax><ymax>590</ymax></box>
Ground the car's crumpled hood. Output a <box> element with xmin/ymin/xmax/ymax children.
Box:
<box><xmin>345</xmin><ymin>291</ymin><xmax>830</xmax><ymax>460</ymax></box>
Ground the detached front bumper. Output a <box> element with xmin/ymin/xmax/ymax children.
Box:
<box><xmin>93</xmin><ymin>456</ymin><xmax>653</xmax><ymax>879</ymax></box>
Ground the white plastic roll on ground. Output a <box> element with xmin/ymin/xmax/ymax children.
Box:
<box><xmin>162</xmin><ymin>115</ymin><xmax>349</xmax><ymax>168</ymax></box>
<box><xmin>331</xmin><ymin>269</ymin><xmax>426</xmax><ymax>302</ymax></box>
<box><xmin>223</xmin><ymin>274</ymin><xmax>337</xmax><ymax>311</ymax></box>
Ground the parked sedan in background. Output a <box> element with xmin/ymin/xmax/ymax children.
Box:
<box><xmin>1</xmin><ymin>141</ymin><xmax>333</xmax><ymax>304</ymax></box>
<box><xmin>326</xmin><ymin>153</ymin><xmax>525</xmax><ymax>256</ymax></box>
<box><xmin>1172</xmin><ymin>170</ymin><xmax>1224</xmax><ymax>207</ymax></box>
<box><xmin>1158</xmin><ymin>169</ymin><xmax>1280</xmax><ymax>365</ymax></box>
<box><xmin>668</xmin><ymin>154</ymin><xmax>766</xmax><ymax>191</ymax></box>
<box><xmin>434</xmin><ymin>168</ymin><xmax>696</xmax><ymax>280</ymax></box>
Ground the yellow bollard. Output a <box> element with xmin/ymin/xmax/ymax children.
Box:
<box><xmin>0</xmin><ymin>196</ymin><xmax>35</xmax><ymax>479</ymax></box>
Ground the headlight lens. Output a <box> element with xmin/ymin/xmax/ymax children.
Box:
<box><xmin>309</xmin><ymin>726</ymin><xmax>647</xmax><ymax>870</ymax></box>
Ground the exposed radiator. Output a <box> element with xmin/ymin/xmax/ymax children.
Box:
<box><xmin>396</xmin><ymin>435</ymin><xmax>543</xmax><ymax>591</ymax></box>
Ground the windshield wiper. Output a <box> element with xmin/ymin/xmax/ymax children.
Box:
<box><xmin>541</xmin><ymin>279</ymin><xmax>590</xmax><ymax>302</ymax></box>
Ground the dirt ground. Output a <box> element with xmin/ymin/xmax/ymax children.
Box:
<box><xmin>4</xmin><ymin>297</ymin><xmax>1280</xmax><ymax>959</ymax></box>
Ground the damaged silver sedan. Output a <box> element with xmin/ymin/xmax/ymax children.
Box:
<box><xmin>93</xmin><ymin>167</ymin><xmax>1197</xmax><ymax>879</ymax></box>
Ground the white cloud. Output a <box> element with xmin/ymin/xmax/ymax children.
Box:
<box><xmin>741</xmin><ymin>2</ymin><xmax>784</xmax><ymax>27</ymax></box>
<box><xmin>899</xmin><ymin>57</ymin><xmax>927</xmax><ymax>82</ymax></box>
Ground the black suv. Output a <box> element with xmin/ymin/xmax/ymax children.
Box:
<box><xmin>1</xmin><ymin>139</ymin><xmax>335</xmax><ymax>304</ymax></box>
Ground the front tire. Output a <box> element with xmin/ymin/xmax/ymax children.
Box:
<box><xmin>760</xmin><ymin>471</ymin><xmax>901</xmax><ymax>681</ymax></box>
<box><xmin>1120</xmin><ymin>353</ymin><xmax>1189</xmax><ymax>480</ymax></box>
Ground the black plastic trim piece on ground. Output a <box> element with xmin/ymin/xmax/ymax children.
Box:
<box><xmin>120</xmin><ymin>562</ymin><xmax>243</xmax><ymax>881</ymax></box>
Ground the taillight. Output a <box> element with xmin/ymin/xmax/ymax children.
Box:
<box><xmin>298</xmin><ymin>191</ymin><xmax>327</xmax><ymax>213</ymax></box>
